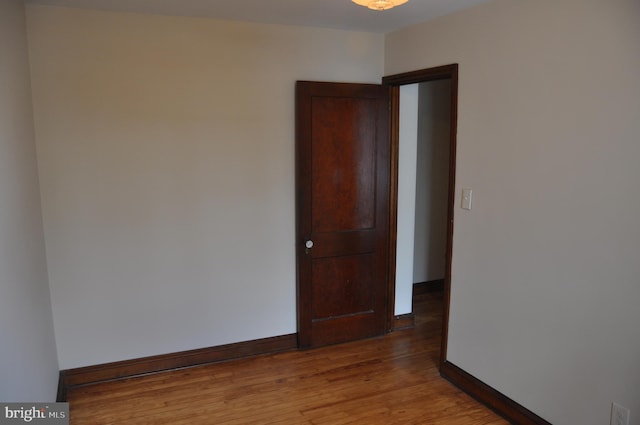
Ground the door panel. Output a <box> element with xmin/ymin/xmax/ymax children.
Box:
<box><xmin>296</xmin><ymin>81</ymin><xmax>390</xmax><ymax>348</ymax></box>
<box><xmin>311</xmin><ymin>96</ymin><xmax>376</xmax><ymax>232</ymax></box>
<box><xmin>311</xmin><ymin>254</ymin><xmax>375</xmax><ymax>319</ymax></box>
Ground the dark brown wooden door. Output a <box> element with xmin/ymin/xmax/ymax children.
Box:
<box><xmin>296</xmin><ymin>81</ymin><xmax>390</xmax><ymax>348</ymax></box>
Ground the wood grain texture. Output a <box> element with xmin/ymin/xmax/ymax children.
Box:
<box><xmin>310</xmin><ymin>96</ymin><xmax>376</xmax><ymax>232</ymax></box>
<box><xmin>312</xmin><ymin>254</ymin><xmax>374</xmax><ymax>319</ymax></box>
<box><xmin>296</xmin><ymin>81</ymin><xmax>390</xmax><ymax>349</ymax></box>
<box><xmin>391</xmin><ymin>313</ymin><xmax>415</xmax><ymax>331</ymax></box>
<box><xmin>67</xmin><ymin>292</ymin><xmax>510</xmax><ymax>425</ymax></box>
<box><xmin>58</xmin><ymin>334</ymin><xmax>297</xmax><ymax>401</ymax></box>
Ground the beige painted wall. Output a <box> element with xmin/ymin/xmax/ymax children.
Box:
<box><xmin>27</xmin><ymin>5</ymin><xmax>384</xmax><ymax>370</ymax></box>
<box><xmin>413</xmin><ymin>80</ymin><xmax>451</xmax><ymax>284</ymax></box>
<box><xmin>386</xmin><ymin>1</ymin><xmax>640</xmax><ymax>424</ymax></box>
<box><xmin>0</xmin><ymin>0</ymin><xmax>59</xmax><ymax>401</ymax></box>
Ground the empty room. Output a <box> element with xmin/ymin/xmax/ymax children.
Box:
<box><xmin>1</xmin><ymin>0</ymin><xmax>639</xmax><ymax>424</ymax></box>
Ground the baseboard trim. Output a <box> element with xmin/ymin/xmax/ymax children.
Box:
<box><xmin>413</xmin><ymin>279</ymin><xmax>444</xmax><ymax>295</ymax></box>
<box><xmin>56</xmin><ymin>371</ymin><xmax>67</xmax><ymax>403</ymax></box>
<box><xmin>57</xmin><ymin>333</ymin><xmax>298</xmax><ymax>402</ymax></box>
<box><xmin>440</xmin><ymin>361</ymin><xmax>552</xmax><ymax>425</ymax></box>
<box><xmin>392</xmin><ymin>313</ymin><xmax>415</xmax><ymax>331</ymax></box>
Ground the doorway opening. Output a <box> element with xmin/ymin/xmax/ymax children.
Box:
<box><xmin>383</xmin><ymin>65</ymin><xmax>458</xmax><ymax>369</ymax></box>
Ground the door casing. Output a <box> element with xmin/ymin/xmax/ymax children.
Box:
<box><xmin>383</xmin><ymin>64</ymin><xmax>458</xmax><ymax>368</ymax></box>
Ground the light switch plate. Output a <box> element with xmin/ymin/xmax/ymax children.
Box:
<box><xmin>461</xmin><ymin>188</ymin><xmax>473</xmax><ymax>210</ymax></box>
<box><xmin>611</xmin><ymin>403</ymin><xmax>630</xmax><ymax>425</ymax></box>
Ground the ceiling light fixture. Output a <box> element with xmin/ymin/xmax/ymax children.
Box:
<box><xmin>352</xmin><ymin>0</ymin><xmax>409</xmax><ymax>11</ymax></box>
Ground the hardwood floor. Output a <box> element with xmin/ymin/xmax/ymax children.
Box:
<box><xmin>68</xmin><ymin>291</ymin><xmax>509</xmax><ymax>424</ymax></box>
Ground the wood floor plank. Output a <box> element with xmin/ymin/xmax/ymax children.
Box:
<box><xmin>68</xmin><ymin>292</ymin><xmax>509</xmax><ymax>424</ymax></box>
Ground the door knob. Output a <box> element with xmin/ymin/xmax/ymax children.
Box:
<box><xmin>305</xmin><ymin>240</ymin><xmax>314</xmax><ymax>249</ymax></box>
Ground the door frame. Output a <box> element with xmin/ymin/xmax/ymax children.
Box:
<box><xmin>382</xmin><ymin>64</ymin><xmax>458</xmax><ymax>369</ymax></box>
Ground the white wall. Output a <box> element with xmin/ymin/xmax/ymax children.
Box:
<box><xmin>386</xmin><ymin>1</ymin><xmax>640</xmax><ymax>424</ymax></box>
<box><xmin>412</xmin><ymin>80</ymin><xmax>451</xmax><ymax>283</ymax></box>
<box><xmin>395</xmin><ymin>84</ymin><xmax>419</xmax><ymax>315</ymax></box>
<box><xmin>26</xmin><ymin>5</ymin><xmax>384</xmax><ymax>370</ymax></box>
<box><xmin>0</xmin><ymin>0</ymin><xmax>59</xmax><ymax>401</ymax></box>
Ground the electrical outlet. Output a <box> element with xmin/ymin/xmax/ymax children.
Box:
<box><xmin>611</xmin><ymin>403</ymin><xmax>630</xmax><ymax>425</ymax></box>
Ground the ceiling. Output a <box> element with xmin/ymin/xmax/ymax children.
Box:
<box><xmin>24</xmin><ymin>0</ymin><xmax>491</xmax><ymax>33</ymax></box>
